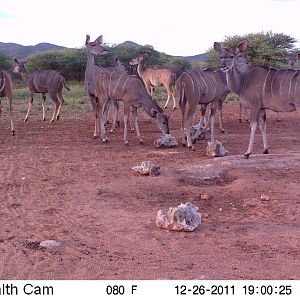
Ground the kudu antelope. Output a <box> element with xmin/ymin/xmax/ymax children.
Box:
<box><xmin>214</xmin><ymin>40</ymin><xmax>299</xmax><ymax>158</ymax></box>
<box><xmin>130</xmin><ymin>53</ymin><xmax>177</xmax><ymax>110</ymax></box>
<box><xmin>0</xmin><ymin>70</ymin><xmax>15</xmax><ymax>135</ymax></box>
<box><xmin>85</xmin><ymin>35</ymin><xmax>123</xmax><ymax>137</ymax></box>
<box><xmin>177</xmin><ymin>69</ymin><xmax>229</xmax><ymax>150</ymax></box>
<box><xmin>94</xmin><ymin>70</ymin><xmax>169</xmax><ymax>145</ymax></box>
<box><xmin>13</xmin><ymin>58</ymin><xmax>69</xmax><ymax>123</ymax></box>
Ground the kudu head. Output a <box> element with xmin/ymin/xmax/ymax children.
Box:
<box><xmin>13</xmin><ymin>58</ymin><xmax>27</xmax><ymax>75</ymax></box>
<box><xmin>151</xmin><ymin>105</ymin><xmax>170</xmax><ymax>135</ymax></box>
<box><xmin>214</xmin><ymin>40</ymin><xmax>251</xmax><ymax>73</ymax></box>
<box><xmin>130</xmin><ymin>53</ymin><xmax>148</xmax><ymax>66</ymax></box>
<box><xmin>287</xmin><ymin>53</ymin><xmax>300</xmax><ymax>69</ymax></box>
<box><xmin>85</xmin><ymin>34</ymin><xmax>107</xmax><ymax>56</ymax></box>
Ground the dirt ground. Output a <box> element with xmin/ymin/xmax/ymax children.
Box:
<box><xmin>0</xmin><ymin>102</ymin><xmax>299</xmax><ymax>280</ymax></box>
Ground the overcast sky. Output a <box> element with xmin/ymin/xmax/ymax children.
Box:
<box><xmin>0</xmin><ymin>0</ymin><xmax>299</xmax><ymax>56</ymax></box>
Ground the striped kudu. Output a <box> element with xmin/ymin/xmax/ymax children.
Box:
<box><xmin>214</xmin><ymin>40</ymin><xmax>299</xmax><ymax>158</ymax></box>
<box><xmin>130</xmin><ymin>53</ymin><xmax>177</xmax><ymax>110</ymax></box>
<box><xmin>0</xmin><ymin>70</ymin><xmax>15</xmax><ymax>135</ymax></box>
<box><xmin>94</xmin><ymin>70</ymin><xmax>170</xmax><ymax>145</ymax></box>
<box><xmin>177</xmin><ymin>69</ymin><xmax>230</xmax><ymax>150</ymax></box>
<box><xmin>13</xmin><ymin>58</ymin><xmax>69</xmax><ymax>123</ymax></box>
<box><xmin>85</xmin><ymin>35</ymin><xmax>124</xmax><ymax>137</ymax></box>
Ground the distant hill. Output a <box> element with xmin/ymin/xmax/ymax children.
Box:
<box><xmin>0</xmin><ymin>42</ymin><xmax>66</xmax><ymax>59</ymax></box>
<box><xmin>119</xmin><ymin>41</ymin><xmax>207</xmax><ymax>62</ymax></box>
<box><xmin>0</xmin><ymin>40</ymin><xmax>207</xmax><ymax>62</ymax></box>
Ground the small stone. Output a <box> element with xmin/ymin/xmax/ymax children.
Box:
<box><xmin>153</xmin><ymin>134</ymin><xmax>178</xmax><ymax>148</ymax></box>
<box><xmin>156</xmin><ymin>202</ymin><xmax>201</xmax><ymax>232</ymax></box>
<box><xmin>260</xmin><ymin>194</ymin><xmax>270</xmax><ymax>201</ymax></box>
<box><xmin>200</xmin><ymin>193</ymin><xmax>209</xmax><ymax>200</ymax></box>
<box><xmin>39</xmin><ymin>240</ymin><xmax>61</xmax><ymax>248</ymax></box>
<box><xmin>132</xmin><ymin>161</ymin><xmax>161</xmax><ymax>176</ymax></box>
<box><xmin>206</xmin><ymin>140</ymin><xmax>229</xmax><ymax>157</ymax></box>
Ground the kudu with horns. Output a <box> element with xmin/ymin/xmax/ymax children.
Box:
<box><xmin>0</xmin><ymin>70</ymin><xmax>15</xmax><ymax>135</ymax></box>
<box><xmin>85</xmin><ymin>35</ymin><xmax>123</xmax><ymax>137</ymax></box>
<box><xmin>130</xmin><ymin>53</ymin><xmax>177</xmax><ymax>110</ymax></box>
<box><xmin>13</xmin><ymin>58</ymin><xmax>69</xmax><ymax>123</ymax></box>
<box><xmin>177</xmin><ymin>69</ymin><xmax>230</xmax><ymax>150</ymax></box>
<box><xmin>214</xmin><ymin>40</ymin><xmax>299</xmax><ymax>158</ymax></box>
<box><xmin>94</xmin><ymin>70</ymin><xmax>170</xmax><ymax>145</ymax></box>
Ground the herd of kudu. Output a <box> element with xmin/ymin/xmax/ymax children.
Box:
<box><xmin>0</xmin><ymin>35</ymin><xmax>299</xmax><ymax>158</ymax></box>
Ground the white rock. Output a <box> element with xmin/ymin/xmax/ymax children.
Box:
<box><xmin>39</xmin><ymin>240</ymin><xmax>61</xmax><ymax>248</ymax></box>
<box><xmin>153</xmin><ymin>134</ymin><xmax>178</xmax><ymax>148</ymax></box>
<box><xmin>260</xmin><ymin>194</ymin><xmax>270</xmax><ymax>201</ymax></box>
<box><xmin>206</xmin><ymin>140</ymin><xmax>229</xmax><ymax>157</ymax></box>
<box><xmin>191</xmin><ymin>124</ymin><xmax>206</xmax><ymax>140</ymax></box>
<box><xmin>132</xmin><ymin>161</ymin><xmax>161</xmax><ymax>176</ymax></box>
<box><xmin>156</xmin><ymin>202</ymin><xmax>201</xmax><ymax>232</ymax></box>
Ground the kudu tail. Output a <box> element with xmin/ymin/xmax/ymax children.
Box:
<box><xmin>63</xmin><ymin>78</ymin><xmax>70</xmax><ymax>91</ymax></box>
<box><xmin>0</xmin><ymin>72</ymin><xmax>5</xmax><ymax>93</ymax></box>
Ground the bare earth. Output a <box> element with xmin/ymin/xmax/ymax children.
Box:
<box><xmin>0</xmin><ymin>102</ymin><xmax>299</xmax><ymax>280</ymax></box>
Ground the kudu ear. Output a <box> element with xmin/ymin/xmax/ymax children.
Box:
<box><xmin>151</xmin><ymin>108</ymin><xmax>158</xmax><ymax>118</ymax></box>
<box><xmin>213</xmin><ymin>42</ymin><xmax>223</xmax><ymax>55</ymax></box>
<box><xmin>94</xmin><ymin>35</ymin><xmax>103</xmax><ymax>45</ymax></box>
<box><xmin>85</xmin><ymin>34</ymin><xmax>90</xmax><ymax>45</ymax></box>
<box><xmin>14</xmin><ymin>58</ymin><xmax>20</xmax><ymax>64</ymax></box>
<box><xmin>297</xmin><ymin>53</ymin><xmax>300</xmax><ymax>60</ymax></box>
<box><xmin>236</xmin><ymin>40</ymin><xmax>248</xmax><ymax>53</ymax></box>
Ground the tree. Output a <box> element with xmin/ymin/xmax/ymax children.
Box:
<box><xmin>0</xmin><ymin>51</ymin><xmax>12</xmax><ymax>71</ymax></box>
<box><xmin>206</xmin><ymin>31</ymin><xmax>299</xmax><ymax>69</ymax></box>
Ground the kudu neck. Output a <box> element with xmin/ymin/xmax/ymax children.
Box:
<box><xmin>226</xmin><ymin>67</ymin><xmax>248</xmax><ymax>95</ymax></box>
<box><xmin>136</xmin><ymin>61</ymin><xmax>147</xmax><ymax>77</ymax></box>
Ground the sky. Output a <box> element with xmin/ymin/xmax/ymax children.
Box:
<box><xmin>0</xmin><ymin>0</ymin><xmax>299</xmax><ymax>56</ymax></box>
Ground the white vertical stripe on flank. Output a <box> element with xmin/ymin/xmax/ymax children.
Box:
<box><xmin>270</xmin><ymin>70</ymin><xmax>279</xmax><ymax>98</ymax></box>
<box><xmin>263</xmin><ymin>68</ymin><xmax>271</xmax><ymax>97</ymax></box>
<box><xmin>288</xmin><ymin>71</ymin><xmax>297</xmax><ymax>99</ymax></box>
<box><xmin>279</xmin><ymin>70</ymin><xmax>288</xmax><ymax>97</ymax></box>
<box><xmin>113</xmin><ymin>73</ymin><xmax>125</xmax><ymax>97</ymax></box>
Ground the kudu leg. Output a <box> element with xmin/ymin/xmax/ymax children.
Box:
<box><xmin>184</xmin><ymin>103</ymin><xmax>197</xmax><ymax>151</ymax></box>
<box><xmin>131</xmin><ymin>107</ymin><xmax>143</xmax><ymax>144</ymax></box>
<box><xmin>192</xmin><ymin>104</ymin><xmax>207</xmax><ymax>142</ymax></box>
<box><xmin>244</xmin><ymin>107</ymin><xmax>260</xmax><ymax>158</ymax></box>
<box><xmin>55</xmin><ymin>93</ymin><xmax>64</xmax><ymax>121</ymax></box>
<box><xmin>258</xmin><ymin>109</ymin><xmax>269</xmax><ymax>154</ymax></box>
<box><xmin>50</xmin><ymin>95</ymin><xmax>60</xmax><ymax>123</ymax></box>
<box><xmin>41</xmin><ymin>94</ymin><xmax>46</xmax><ymax>121</ymax></box>
<box><xmin>109</xmin><ymin>101</ymin><xmax>120</xmax><ymax>133</ymax></box>
<box><xmin>99</xmin><ymin>99</ymin><xmax>110</xmax><ymax>143</ymax></box>
<box><xmin>8</xmin><ymin>96</ymin><xmax>15</xmax><ymax>136</ymax></box>
<box><xmin>24</xmin><ymin>95</ymin><xmax>34</xmax><ymax>121</ymax></box>
<box><xmin>217</xmin><ymin>100</ymin><xmax>225</xmax><ymax>133</ymax></box>
<box><xmin>123</xmin><ymin>104</ymin><xmax>131</xmax><ymax>146</ymax></box>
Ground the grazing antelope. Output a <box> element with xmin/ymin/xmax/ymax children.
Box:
<box><xmin>0</xmin><ymin>70</ymin><xmax>15</xmax><ymax>135</ymax></box>
<box><xmin>13</xmin><ymin>58</ymin><xmax>69</xmax><ymax>123</ymax></box>
<box><xmin>85</xmin><ymin>35</ymin><xmax>123</xmax><ymax>136</ymax></box>
<box><xmin>94</xmin><ymin>70</ymin><xmax>170</xmax><ymax>145</ymax></box>
<box><xmin>214</xmin><ymin>40</ymin><xmax>299</xmax><ymax>158</ymax></box>
<box><xmin>130</xmin><ymin>53</ymin><xmax>177</xmax><ymax>110</ymax></box>
<box><xmin>177</xmin><ymin>69</ymin><xmax>230</xmax><ymax>150</ymax></box>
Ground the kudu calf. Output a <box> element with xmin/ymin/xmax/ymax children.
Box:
<box><xmin>177</xmin><ymin>69</ymin><xmax>229</xmax><ymax>150</ymax></box>
<box><xmin>94</xmin><ymin>71</ymin><xmax>169</xmax><ymax>145</ymax></box>
<box><xmin>0</xmin><ymin>71</ymin><xmax>15</xmax><ymax>135</ymax></box>
<box><xmin>130</xmin><ymin>53</ymin><xmax>177</xmax><ymax>110</ymax></box>
<box><xmin>214</xmin><ymin>40</ymin><xmax>299</xmax><ymax>158</ymax></box>
<box><xmin>14</xmin><ymin>59</ymin><xmax>69</xmax><ymax>123</ymax></box>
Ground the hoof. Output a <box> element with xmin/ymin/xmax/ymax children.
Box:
<box><xmin>109</xmin><ymin>129</ymin><xmax>114</xmax><ymax>134</ymax></box>
<box><xmin>130</xmin><ymin>128</ymin><xmax>135</xmax><ymax>132</ymax></box>
<box><xmin>101</xmin><ymin>139</ymin><xmax>108</xmax><ymax>144</ymax></box>
<box><xmin>24</xmin><ymin>118</ymin><xmax>28</xmax><ymax>122</ymax></box>
<box><xmin>163</xmin><ymin>106</ymin><xmax>167</xmax><ymax>109</ymax></box>
<box><xmin>50</xmin><ymin>119</ymin><xmax>55</xmax><ymax>124</ymax></box>
<box><xmin>139</xmin><ymin>140</ymin><xmax>144</xmax><ymax>145</ymax></box>
<box><xmin>116</xmin><ymin>121</ymin><xmax>121</xmax><ymax>128</ymax></box>
<box><xmin>56</xmin><ymin>115</ymin><xmax>60</xmax><ymax>121</ymax></box>
<box><xmin>12</xmin><ymin>130</ymin><xmax>16</xmax><ymax>136</ymax></box>
<box><xmin>43</xmin><ymin>118</ymin><xmax>46</xmax><ymax>122</ymax></box>
<box><xmin>238</xmin><ymin>118</ymin><xmax>242</xmax><ymax>123</ymax></box>
<box><xmin>124</xmin><ymin>142</ymin><xmax>129</xmax><ymax>147</ymax></box>
<box><xmin>182</xmin><ymin>143</ymin><xmax>186</xmax><ymax>148</ymax></box>
<box><xmin>220</xmin><ymin>129</ymin><xmax>225</xmax><ymax>134</ymax></box>
<box><xmin>93</xmin><ymin>135</ymin><xmax>98</xmax><ymax>139</ymax></box>
<box><xmin>263</xmin><ymin>149</ymin><xmax>269</xmax><ymax>154</ymax></box>
<box><xmin>244</xmin><ymin>153</ymin><xmax>250</xmax><ymax>159</ymax></box>
<box><xmin>188</xmin><ymin>145</ymin><xmax>195</xmax><ymax>151</ymax></box>
<box><xmin>172</xmin><ymin>106</ymin><xmax>177</xmax><ymax>111</ymax></box>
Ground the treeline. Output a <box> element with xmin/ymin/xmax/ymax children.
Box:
<box><xmin>0</xmin><ymin>43</ymin><xmax>191</xmax><ymax>82</ymax></box>
<box><xmin>1</xmin><ymin>31</ymin><xmax>299</xmax><ymax>83</ymax></box>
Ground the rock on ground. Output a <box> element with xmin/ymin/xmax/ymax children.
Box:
<box><xmin>132</xmin><ymin>161</ymin><xmax>161</xmax><ymax>176</ymax></box>
<box><xmin>156</xmin><ymin>202</ymin><xmax>201</xmax><ymax>232</ymax></box>
<box><xmin>153</xmin><ymin>134</ymin><xmax>178</xmax><ymax>148</ymax></box>
<box><xmin>206</xmin><ymin>140</ymin><xmax>229</xmax><ymax>157</ymax></box>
